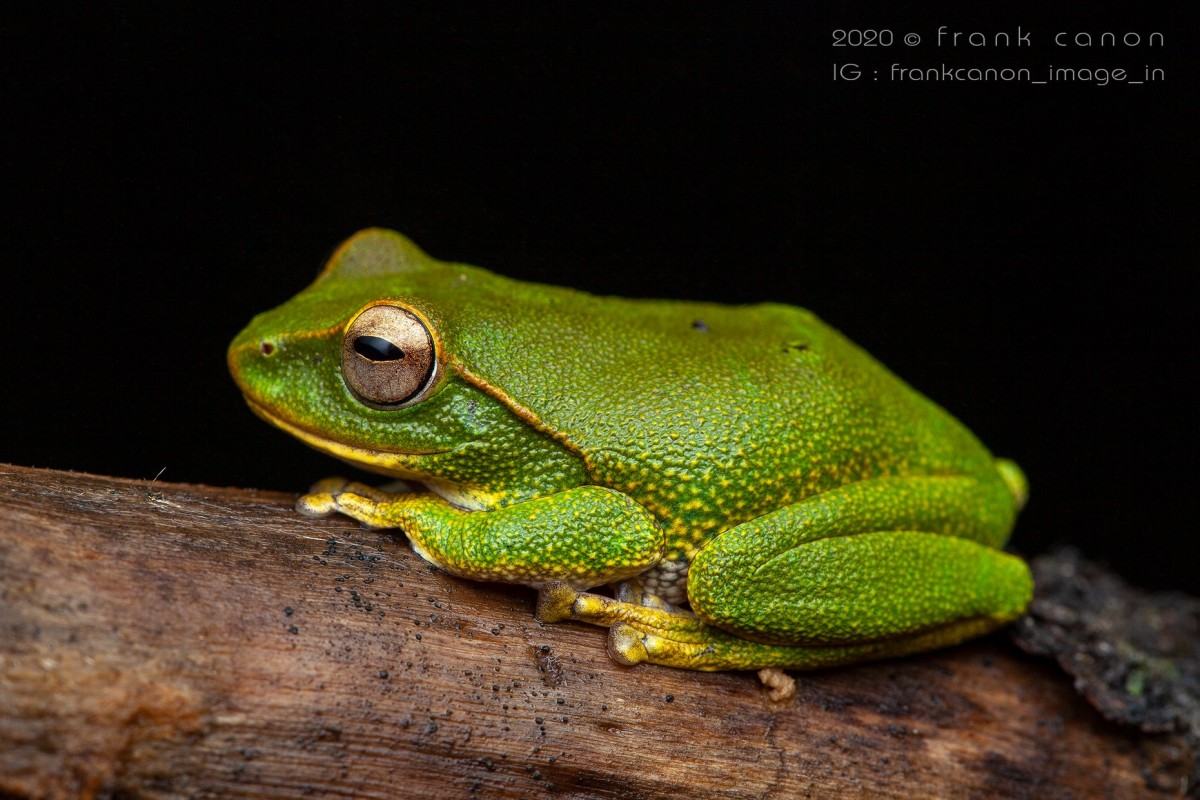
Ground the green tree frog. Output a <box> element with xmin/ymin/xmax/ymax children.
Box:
<box><xmin>229</xmin><ymin>229</ymin><xmax>1032</xmax><ymax>677</ymax></box>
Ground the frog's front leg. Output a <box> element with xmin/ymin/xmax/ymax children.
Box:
<box><xmin>540</xmin><ymin>474</ymin><xmax>1033</xmax><ymax>672</ymax></box>
<box><xmin>297</xmin><ymin>481</ymin><xmax>664</xmax><ymax>588</ymax></box>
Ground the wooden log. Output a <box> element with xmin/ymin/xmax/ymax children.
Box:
<box><xmin>0</xmin><ymin>464</ymin><xmax>1191</xmax><ymax>798</ymax></box>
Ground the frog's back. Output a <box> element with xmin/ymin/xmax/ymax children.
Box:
<box><xmin>433</xmin><ymin>270</ymin><xmax>1000</xmax><ymax>544</ymax></box>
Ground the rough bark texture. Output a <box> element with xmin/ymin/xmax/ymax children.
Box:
<box><xmin>0</xmin><ymin>464</ymin><xmax>1193</xmax><ymax>799</ymax></box>
<box><xmin>1013</xmin><ymin>548</ymin><xmax>1199</xmax><ymax>764</ymax></box>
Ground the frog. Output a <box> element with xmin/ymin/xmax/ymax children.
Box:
<box><xmin>228</xmin><ymin>228</ymin><xmax>1032</xmax><ymax>684</ymax></box>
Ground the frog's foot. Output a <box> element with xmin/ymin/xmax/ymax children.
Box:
<box><xmin>535</xmin><ymin>583</ymin><xmax>754</xmax><ymax>669</ymax></box>
<box><xmin>294</xmin><ymin>476</ymin><xmax>417</xmax><ymax>528</ymax></box>
<box><xmin>536</xmin><ymin>581</ymin><xmax>1005</xmax><ymax>675</ymax></box>
<box><xmin>537</xmin><ymin>583</ymin><xmax>700</xmax><ymax>632</ymax></box>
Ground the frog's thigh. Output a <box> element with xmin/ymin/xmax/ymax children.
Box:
<box><xmin>689</xmin><ymin>474</ymin><xmax>1031</xmax><ymax>646</ymax></box>
<box><xmin>690</xmin><ymin>528</ymin><xmax>1031</xmax><ymax>647</ymax></box>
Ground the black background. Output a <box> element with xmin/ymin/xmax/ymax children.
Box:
<box><xmin>3</xmin><ymin>6</ymin><xmax>1193</xmax><ymax>593</ymax></box>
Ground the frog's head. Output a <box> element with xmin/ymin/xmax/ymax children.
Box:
<box><xmin>227</xmin><ymin>229</ymin><xmax>584</xmax><ymax>507</ymax></box>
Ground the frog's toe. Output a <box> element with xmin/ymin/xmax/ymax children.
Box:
<box><xmin>296</xmin><ymin>477</ymin><xmax>361</xmax><ymax>517</ymax></box>
<box><xmin>295</xmin><ymin>491</ymin><xmax>339</xmax><ymax>517</ymax></box>
<box><xmin>607</xmin><ymin>622</ymin><xmax>649</xmax><ymax>666</ymax></box>
<box><xmin>606</xmin><ymin>624</ymin><xmax>730</xmax><ymax>670</ymax></box>
<box><xmin>535</xmin><ymin>582</ymin><xmax>581</xmax><ymax>623</ymax></box>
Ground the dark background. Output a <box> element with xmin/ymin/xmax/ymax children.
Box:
<box><xmin>3</xmin><ymin>6</ymin><xmax>1192</xmax><ymax>592</ymax></box>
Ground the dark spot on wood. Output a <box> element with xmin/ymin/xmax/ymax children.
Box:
<box><xmin>530</xmin><ymin>645</ymin><xmax>565</xmax><ymax>687</ymax></box>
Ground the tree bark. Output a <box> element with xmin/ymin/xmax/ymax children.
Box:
<box><xmin>0</xmin><ymin>464</ymin><xmax>1191</xmax><ymax>799</ymax></box>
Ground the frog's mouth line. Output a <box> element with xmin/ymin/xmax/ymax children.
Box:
<box><xmin>244</xmin><ymin>397</ymin><xmax>497</xmax><ymax>511</ymax></box>
<box><xmin>243</xmin><ymin>398</ymin><xmax>451</xmax><ymax>473</ymax></box>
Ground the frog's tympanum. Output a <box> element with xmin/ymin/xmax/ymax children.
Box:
<box><xmin>229</xmin><ymin>229</ymin><xmax>1031</xmax><ymax>676</ymax></box>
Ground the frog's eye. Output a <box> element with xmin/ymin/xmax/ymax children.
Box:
<box><xmin>341</xmin><ymin>305</ymin><xmax>437</xmax><ymax>408</ymax></box>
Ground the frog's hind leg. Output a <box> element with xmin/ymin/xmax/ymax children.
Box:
<box><xmin>535</xmin><ymin>579</ymin><xmax>1006</xmax><ymax>672</ymax></box>
<box><xmin>539</xmin><ymin>474</ymin><xmax>1032</xmax><ymax>673</ymax></box>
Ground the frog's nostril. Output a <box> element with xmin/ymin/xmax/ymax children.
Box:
<box><xmin>260</xmin><ymin>341</ymin><xmax>276</xmax><ymax>356</ymax></box>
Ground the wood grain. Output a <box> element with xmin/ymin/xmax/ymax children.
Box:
<box><xmin>0</xmin><ymin>464</ymin><xmax>1190</xmax><ymax>798</ymax></box>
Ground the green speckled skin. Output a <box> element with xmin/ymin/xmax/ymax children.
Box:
<box><xmin>229</xmin><ymin>229</ymin><xmax>1032</xmax><ymax>672</ymax></box>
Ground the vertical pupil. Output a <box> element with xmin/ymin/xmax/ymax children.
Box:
<box><xmin>354</xmin><ymin>336</ymin><xmax>405</xmax><ymax>361</ymax></box>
